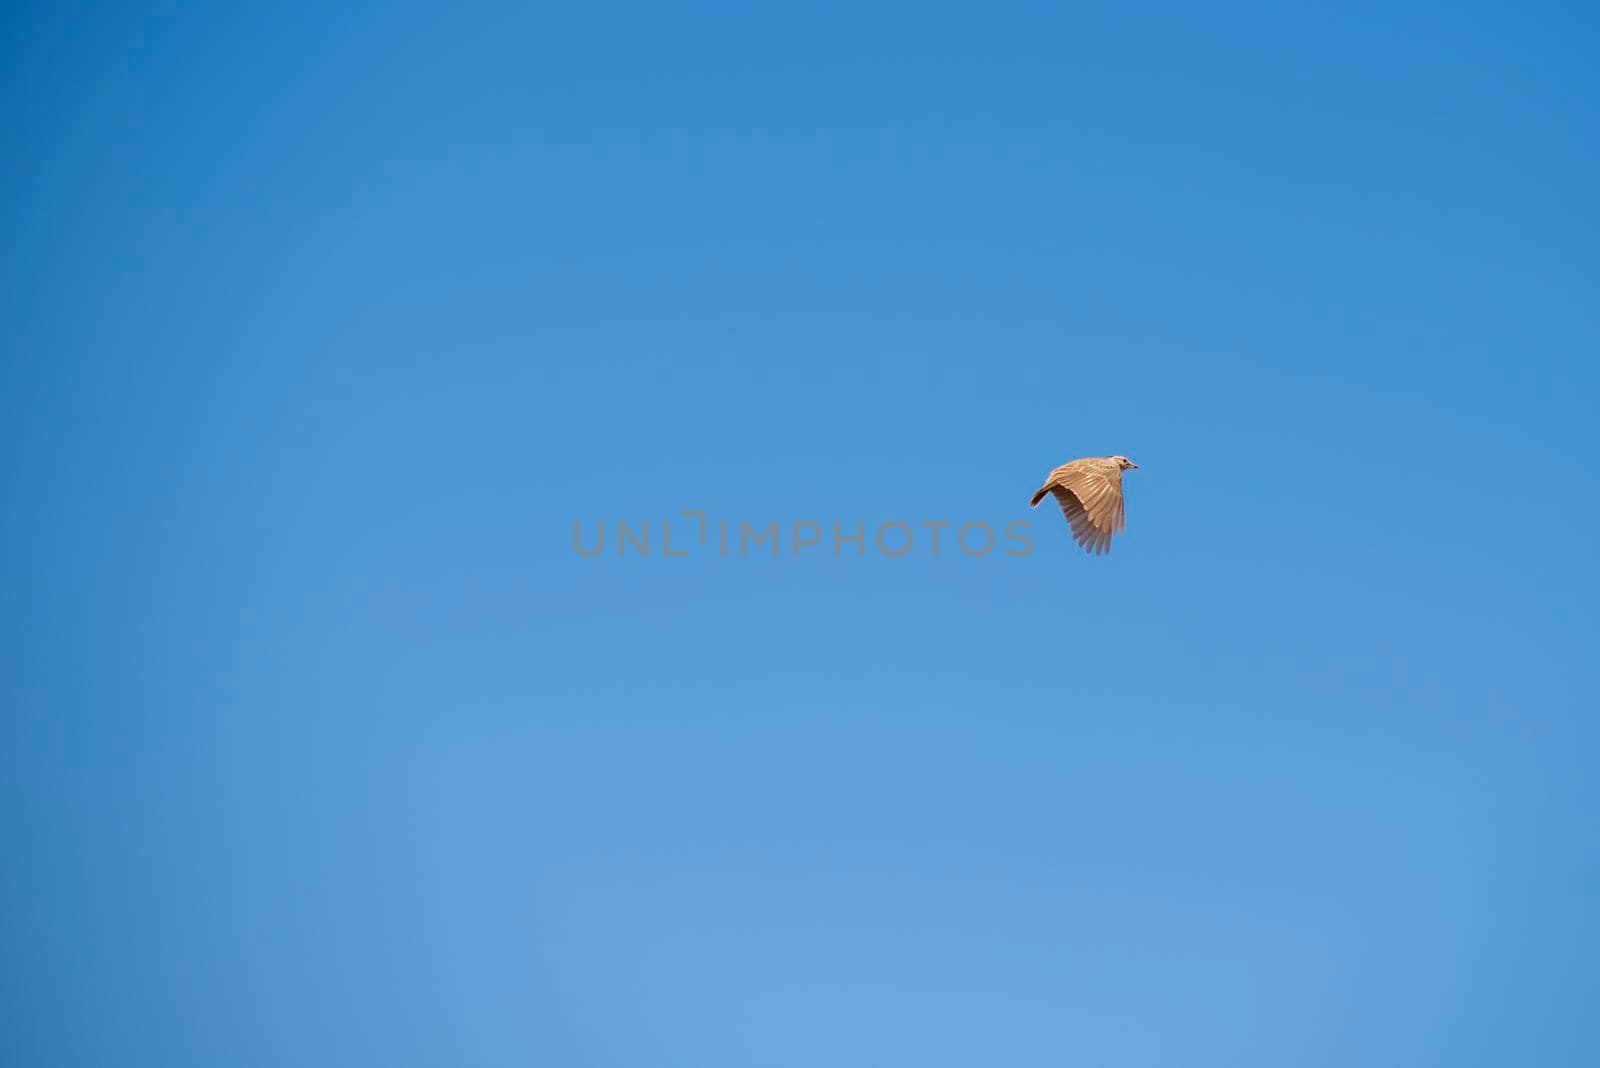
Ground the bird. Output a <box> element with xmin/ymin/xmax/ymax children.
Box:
<box><xmin>1029</xmin><ymin>455</ymin><xmax>1139</xmax><ymax>555</ymax></box>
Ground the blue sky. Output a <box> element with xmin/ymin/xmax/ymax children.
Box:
<box><xmin>3</xmin><ymin>3</ymin><xmax>1597</xmax><ymax>1065</ymax></box>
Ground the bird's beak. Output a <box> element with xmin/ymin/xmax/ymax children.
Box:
<box><xmin>1129</xmin><ymin>462</ymin><xmax>1139</xmax><ymax>469</ymax></box>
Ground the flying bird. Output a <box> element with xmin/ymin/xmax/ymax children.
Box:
<box><xmin>1029</xmin><ymin>455</ymin><xmax>1139</xmax><ymax>555</ymax></box>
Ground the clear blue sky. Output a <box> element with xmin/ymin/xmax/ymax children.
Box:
<box><xmin>4</xmin><ymin>3</ymin><xmax>1597</xmax><ymax>1065</ymax></box>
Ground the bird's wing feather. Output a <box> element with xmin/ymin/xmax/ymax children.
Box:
<box><xmin>1050</xmin><ymin>461</ymin><xmax>1125</xmax><ymax>538</ymax></box>
<box><xmin>1048</xmin><ymin>485</ymin><xmax>1112</xmax><ymax>555</ymax></box>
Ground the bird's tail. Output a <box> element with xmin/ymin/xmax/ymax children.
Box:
<box><xmin>1029</xmin><ymin>486</ymin><xmax>1049</xmax><ymax>508</ymax></box>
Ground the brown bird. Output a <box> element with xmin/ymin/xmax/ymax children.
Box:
<box><xmin>1029</xmin><ymin>455</ymin><xmax>1139</xmax><ymax>555</ymax></box>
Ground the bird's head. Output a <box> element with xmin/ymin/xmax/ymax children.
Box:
<box><xmin>1111</xmin><ymin>455</ymin><xmax>1139</xmax><ymax>470</ymax></box>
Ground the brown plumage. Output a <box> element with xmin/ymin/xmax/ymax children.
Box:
<box><xmin>1028</xmin><ymin>455</ymin><xmax>1138</xmax><ymax>555</ymax></box>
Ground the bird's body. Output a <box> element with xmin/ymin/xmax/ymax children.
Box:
<box><xmin>1029</xmin><ymin>455</ymin><xmax>1138</xmax><ymax>555</ymax></box>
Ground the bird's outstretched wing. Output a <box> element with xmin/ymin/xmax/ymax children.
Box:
<box><xmin>1038</xmin><ymin>460</ymin><xmax>1126</xmax><ymax>555</ymax></box>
